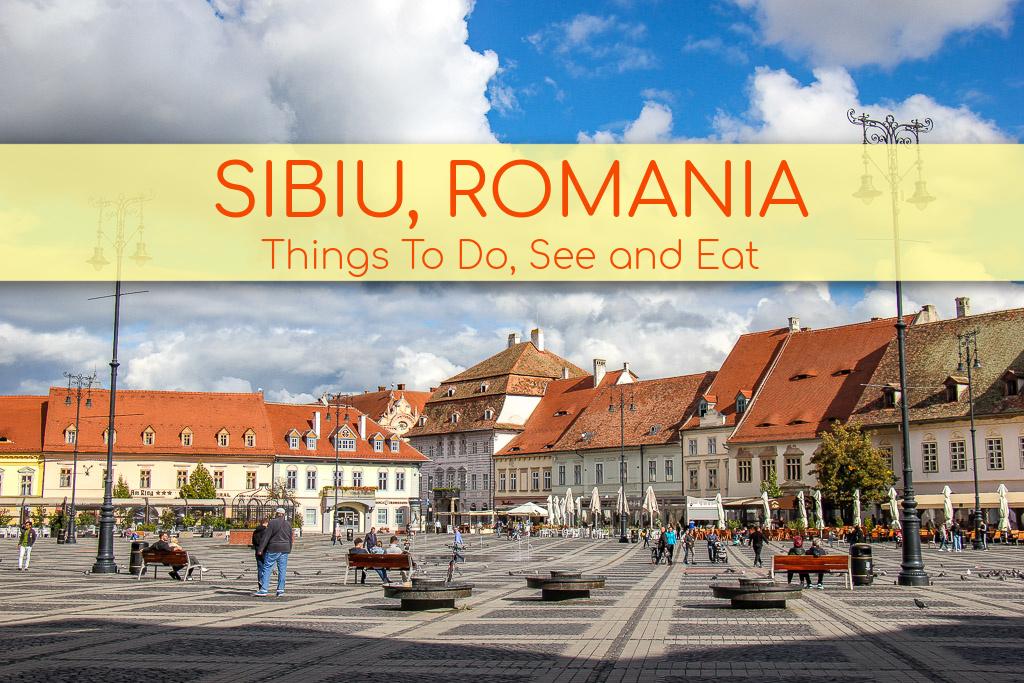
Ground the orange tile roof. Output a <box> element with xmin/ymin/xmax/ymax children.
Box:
<box><xmin>496</xmin><ymin>370</ymin><xmax>628</xmax><ymax>457</ymax></box>
<box><xmin>43</xmin><ymin>388</ymin><xmax>276</xmax><ymax>457</ymax></box>
<box><xmin>446</xmin><ymin>341</ymin><xmax>586</xmax><ymax>383</ymax></box>
<box><xmin>552</xmin><ymin>372</ymin><xmax>716</xmax><ymax>452</ymax></box>
<box><xmin>730</xmin><ymin>317</ymin><xmax>906</xmax><ymax>444</ymax></box>
<box><xmin>265</xmin><ymin>402</ymin><xmax>428</xmax><ymax>462</ymax></box>
<box><xmin>342</xmin><ymin>389</ymin><xmax>431</xmax><ymax>421</ymax></box>
<box><xmin>0</xmin><ymin>395</ymin><xmax>47</xmax><ymax>453</ymax></box>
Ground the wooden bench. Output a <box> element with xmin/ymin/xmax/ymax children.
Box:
<box><xmin>139</xmin><ymin>549</ymin><xmax>199</xmax><ymax>582</ymax></box>
<box><xmin>344</xmin><ymin>552</ymin><xmax>412</xmax><ymax>585</ymax></box>
<box><xmin>771</xmin><ymin>554</ymin><xmax>853</xmax><ymax>590</ymax></box>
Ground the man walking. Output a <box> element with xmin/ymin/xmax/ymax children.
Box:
<box><xmin>256</xmin><ymin>508</ymin><xmax>293</xmax><ymax>597</ymax></box>
<box><xmin>682</xmin><ymin>529</ymin><xmax>695</xmax><ymax>565</ymax></box>
<box><xmin>365</xmin><ymin>526</ymin><xmax>378</xmax><ymax>550</ymax></box>
<box><xmin>664</xmin><ymin>526</ymin><xmax>677</xmax><ymax>565</ymax></box>
<box><xmin>251</xmin><ymin>517</ymin><xmax>269</xmax><ymax>591</ymax></box>
<box><xmin>706</xmin><ymin>529</ymin><xmax>719</xmax><ymax>563</ymax></box>
<box><xmin>17</xmin><ymin>520</ymin><xmax>36</xmax><ymax>571</ymax></box>
<box><xmin>749</xmin><ymin>526</ymin><xmax>765</xmax><ymax>568</ymax></box>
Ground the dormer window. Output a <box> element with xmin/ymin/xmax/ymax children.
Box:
<box><xmin>479</xmin><ymin>383</ymin><xmax>488</xmax><ymax>393</ymax></box>
<box><xmin>1003</xmin><ymin>370</ymin><xmax>1022</xmax><ymax>396</ymax></box>
<box><xmin>180</xmin><ymin>428</ymin><xmax>193</xmax><ymax>447</ymax></box>
<box><xmin>64</xmin><ymin>425</ymin><xmax>77</xmax><ymax>445</ymax></box>
<box><xmin>418</xmin><ymin>416</ymin><xmax>427</xmax><ymax>427</ymax></box>
<box><xmin>484</xmin><ymin>409</ymin><xmax>494</xmax><ymax>420</ymax></box>
<box><xmin>217</xmin><ymin>429</ymin><xmax>229</xmax><ymax>447</ymax></box>
<box><xmin>882</xmin><ymin>385</ymin><xmax>901</xmax><ymax>409</ymax></box>
<box><xmin>243</xmin><ymin>429</ymin><xmax>256</xmax><ymax>448</ymax></box>
<box><xmin>735</xmin><ymin>394</ymin><xmax>749</xmax><ymax>414</ymax></box>
<box><xmin>790</xmin><ymin>371</ymin><xmax>817</xmax><ymax>381</ymax></box>
<box><xmin>450</xmin><ymin>413</ymin><xmax>460</xmax><ymax>424</ymax></box>
<box><xmin>373</xmin><ymin>438</ymin><xmax>384</xmax><ymax>453</ymax></box>
<box><xmin>445</xmin><ymin>387</ymin><xmax>456</xmax><ymax>397</ymax></box>
<box><xmin>943</xmin><ymin>376</ymin><xmax>968</xmax><ymax>403</ymax></box>
<box><xmin>648</xmin><ymin>424</ymin><xmax>661</xmax><ymax>435</ymax></box>
<box><xmin>289</xmin><ymin>434</ymin><xmax>300</xmax><ymax>449</ymax></box>
<box><xmin>698</xmin><ymin>400</ymin><xmax>709</xmax><ymax>418</ymax></box>
<box><xmin>102</xmin><ymin>428</ymin><xmax>116</xmax><ymax>445</ymax></box>
<box><xmin>390</xmin><ymin>438</ymin><xmax>400</xmax><ymax>453</ymax></box>
<box><xmin>142</xmin><ymin>427</ymin><xmax>155</xmax><ymax>446</ymax></box>
<box><xmin>306</xmin><ymin>435</ymin><xmax>317</xmax><ymax>450</ymax></box>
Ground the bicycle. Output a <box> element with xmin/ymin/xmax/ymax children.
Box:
<box><xmin>445</xmin><ymin>542</ymin><xmax>465</xmax><ymax>582</ymax></box>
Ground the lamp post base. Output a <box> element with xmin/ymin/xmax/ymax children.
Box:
<box><xmin>91</xmin><ymin>560</ymin><xmax>118</xmax><ymax>574</ymax></box>
<box><xmin>897</xmin><ymin>570</ymin><xmax>929</xmax><ymax>587</ymax></box>
<box><xmin>619</xmin><ymin>536</ymin><xmax>629</xmax><ymax>543</ymax></box>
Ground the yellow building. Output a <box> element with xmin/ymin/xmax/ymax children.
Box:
<box><xmin>0</xmin><ymin>395</ymin><xmax>46</xmax><ymax>502</ymax></box>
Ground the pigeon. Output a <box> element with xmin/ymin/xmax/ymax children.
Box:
<box><xmin>960</xmin><ymin>574</ymin><xmax>968</xmax><ymax>581</ymax></box>
<box><xmin>315</xmin><ymin>570</ymin><xmax>323</xmax><ymax>576</ymax></box>
<box><xmin>999</xmin><ymin>576</ymin><xmax>1007</xmax><ymax>582</ymax></box>
<box><xmin>878</xmin><ymin>570</ymin><xmax>887</xmax><ymax>576</ymax></box>
<box><xmin>711</xmin><ymin>575</ymin><xmax>718</xmax><ymax>580</ymax></box>
<box><xmin>235</xmin><ymin>574</ymin><xmax>245</xmax><ymax>580</ymax></box>
<box><xmin>914</xmin><ymin>598</ymin><xmax>927</xmax><ymax>609</ymax></box>
<box><xmin>966</xmin><ymin>569</ymin><xmax>972</xmax><ymax>575</ymax></box>
<box><xmin>724</xmin><ymin>568</ymin><xmax>736</xmax><ymax>574</ymax></box>
<box><xmin>219</xmin><ymin>571</ymin><xmax>227</xmax><ymax>579</ymax></box>
<box><xmin>938</xmin><ymin>572</ymin><xmax>947</xmax><ymax>577</ymax></box>
<box><xmin>293</xmin><ymin>570</ymin><xmax>301</xmax><ymax>576</ymax></box>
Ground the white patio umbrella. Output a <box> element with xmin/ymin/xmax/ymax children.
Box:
<box><xmin>642</xmin><ymin>486</ymin><xmax>659</xmax><ymax>524</ymax></box>
<box><xmin>796</xmin><ymin>490</ymin><xmax>808</xmax><ymax>529</ymax></box>
<box><xmin>942</xmin><ymin>485</ymin><xmax>953</xmax><ymax>525</ymax></box>
<box><xmin>575</xmin><ymin>496</ymin><xmax>583</xmax><ymax>523</ymax></box>
<box><xmin>715</xmin><ymin>493</ymin><xmax>726</xmax><ymax>530</ymax></box>
<box><xmin>507</xmin><ymin>502</ymin><xmax>547</xmax><ymax>517</ymax></box>
<box><xmin>813</xmin><ymin>489</ymin><xmax>825</xmax><ymax>530</ymax></box>
<box><xmin>552</xmin><ymin>496</ymin><xmax>562</xmax><ymax>525</ymax></box>
<box><xmin>615</xmin><ymin>486</ymin><xmax>629</xmax><ymax>519</ymax></box>
<box><xmin>997</xmin><ymin>483</ymin><xmax>1011</xmax><ymax>532</ymax></box>
<box><xmin>589</xmin><ymin>487</ymin><xmax>602</xmax><ymax>524</ymax></box>
<box><xmin>564</xmin><ymin>488</ymin><xmax>574</xmax><ymax>526</ymax></box>
<box><xmin>546</xmin><ymin>494</ymin><xmax>554</xmax><ymax>522</ymax></box>
<box><xmin>852</xmin><ymin>488</ymin><xmax>862</xmax><ymax>527</ymax></box>
<box><xmin>760</xmin><ymin>491</ymin><xmax>771</xmax><ymax>528</ymax></box>
<box><xmin>888</xmin><ymin>486</ymin><xmax>901</xmax><ymax>529</ymax></box>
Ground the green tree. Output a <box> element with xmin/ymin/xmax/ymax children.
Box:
<box><xmin>77</xmin><ymin>510</ymin><xmax>97</xmax><ymax>528</ymax></box>
<box><xmin>159</xmin><ymin>508</ymin><xmax>177</xmax><ymax>530</ymax></box>
<box><xmin>113</xmin><ymin>474</ymin><xmax>131</xmax><ymax>498</ymax></box>
<box><xmin>30</xmin><ymin>505</ymin><xmax>48</xmax><ymax>527</ymax></box>
<box><xmin>0</xmin><ymin>508</ymin><xmax>12</xmax><ymax>527</ymax></box>
<box><xmin>180</xmin><ymin>462</ymin><xmax>216</xmax><ymax>499</ymax></box>
<box><xmin>759</xmin><ymin>467</ymin><xmax>782</xmax><ymax>498</ymax></box>
<box><xmin>811</xmin><ymin>421</ymin><xmax>894</xmax><ymax>504</ymax></box>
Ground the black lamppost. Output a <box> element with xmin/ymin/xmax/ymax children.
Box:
<box><xmin>87</xmin><ymin>196</ymin><xmax>150</xmax><ymax>574</ymax></box>
<box><xmin>848</xmin><ymin>109</ymin><xmax>934</xmax><ymax>587</ymax></box>
<box><xmin>609</xmin><ymin>383</ymin><xmax>635</xmax><ymax>543</ymax></box>
<box><xmin>321</xmin><ymin>393</ymin><xmax>350</xmax><ymax>544</ymax></box>
<box><xmin>956</xmin><ymin>329</ymin><xmax>984</xmax><ymax>549</ymax></box>
<box><xmin>62</xmin><ymin>370</ymin><xmax>98</xmax><ymax>544</ymax></box>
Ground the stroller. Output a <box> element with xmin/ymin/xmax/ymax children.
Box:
<box><xmin>712</xmin><ymin>540</ymin><xmax>729</xmax><ymax>563</ymax></box>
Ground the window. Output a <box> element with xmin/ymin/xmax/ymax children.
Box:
<box><xmin>304</xmin><ymin>508</ymin><xmax>316</xmax><ymax>526</ymax></box>
<box><xmin>445</xmin><ymin>387</ymin><xmax>455</xmax><ymax>397</ymax></box>
<box><xmin>573</xmin><ymin>464</ymin><xmax>582</xmax><ymax>485</ymax></box>
<box><xmin>181</xmin><ymin>430</ymin><xmax>192</xmax><ymax>447</ymax></box>
<box><xmin>543</xmin><ymin>469</ymin><xmax>551</xmax><ymax>490</ymax></box>
<box><xmin>246</xmin><ymin>471</ymin><xmax>257</xmax><ymax>489</ymax></box>
<box><xmin>761</xmin><ymin>459</ymin><xmax>776</xmax><ymax>483</ymax></box>
<box><xmin>664</xmin><ymin>460</ymin><xmax>674</xmax><ymax>480</ymax></box>
<box><xmin>878</xmin><ymin>445</ymin><xmax>894</xmax><ymax>472</ymax></box>
<box><xmin>217</xmin><ymin>431</ymin><xmax>228</xmax><ymax>447</ymax></box>
<box><xmin>557</xmin><ymin>465</ymin><xmax>566</xmax><ymax>487</ymax></box>
<box><xmin>737</xmin><ymin>460</ymin><xmax>752</xmax><ymax>483</ymax></box>
<box><xmin>949</xmin><ymin>440</ymin><xmax>966</xmax><ymax>472</ymax></box>
<box><xmin>946</xmin><ymin>383</ymin><xmax>960</xmax><ymax>403</ymax></box>
<box><xmin>459</xmin><ymin>439</ymin><xmax>467</xmax><ymax>455</ymax></box>
<box><xmin>987</xmin><ymin>438</ymin><xmax>1004</xmax><ymax>470</ymax></box>
<box><xmin>484</xmin><ymin>409</ymin><xmax>494</xmax><ymax>420</ymax></box>
<box><xmin>446</xmin><ymin>470</ymin><xmax>455</xmax><ymax>488</ymax></box>
<box><xmin>65</xmin><ymin>427</ymin><xmax>76</xmax><ymax>445</ymax></box>
<box><xmin>509</xmin><ymin>470</ymin><xmax>518</xmax><ymax>490</ymax></box>
<box><xmin>395</xmin><ymin>508</ymin><xmax>405</xmax><ymax>525</ymax></box>
<box><xmin>447</xmin><ymin>441</ymin><xmax>455</xmax><ymax>456</ymax></box>
<box><xmin>333</xmin><ymin>469</ymin><xmax>344</xmax><ymax>487</ymax></box>
<box><xmin>396</xmin><ymin>471</ymin><xmax>405</xmax><ymax>491</ymax></box>
<box><xmin>882</xmin><ymin>389</ymin><xmax>897</xmax><ymax>408</ymax></box>
<box><xmin>498</xmin><ymin>471</ymin><xmax>507</xmax><ymax>492</ymax></box>
<box><xmin>785</xmin><ymin>456</ymin><xmax>802</xmax><ymax>482</ymax></box>
<box><xmin>306</xmin><ymin>436</ymin><xmax>317</xmax><ymax>450</ymax></box>
<box><xmin>213</xmin><ymin>470</ymin><xmax>224</xmax><ymax>489</ymax></box>
<box><xmin>648</xmin><ymin>460</ymin><xmax>657</xmax><ymax>482</ymax></box>
<box><xmin>306</xmin><ymin>469</ymin><xmax>318</xmax><ymax>490</ymax></box>
<box><xmin>1020</xmin><ymin>436</ymin><xmax>1024</xmax><ymax>468</ymax></box>
<box><xmin>427</xmin><ymin>475</ymin><xmax>434</xmax><ymax>489</ymax></box>
<box><xmin>427</xmin><ymin>445</ymin><xmax>435</xmax><ymax>458</ymax></box>
<box><xmin>450</xmin><ymin>413</ymin><xmax>459</xmax><ymax>424</ymax></box>
<box><xmin>390</xmin><ymin>438</ymin><xmax>400</xmax><ymax>453</ymax></box>
<box><xmin>59</xmin><ymin>467</ymin><xmax>72</xmax><ymax>487</ymax></box>
<box><xmin>470</xmin><ymin>473</ymin><xmax>477</xmax><ymax>490</ymax></box>
<box><xmin>176</xmin><ymin>469</ymin><xmax>188</xmax><ymax>488</ymax></box>
<box><xmin>708</xmin><ymin>438</ymin><xmax>717</xmax><ymax>455</ymax></box>
<box><xmin>374</xmin><ymin>439</ymin><xmax>384</xmax><ymax>453</ymax></box>
<box><xmin>708</xmin><ymin>467</ymin><xmax>718</xmax><ymax>490</ymax></box>
<box><xmin>483</xmin><ymin>473</ymin><xmax>489</xmax><ymax>491</ymax></box>
<box><xmin>688</xmin><ymin>468</ymin><xmax>699</xmax><ymax>490</ymax></box>
<box><xmin>377</xmin><ymin>508</ymin><xmax>388</xmax><ymax>525</ymax></box>
<box><xmin>517</xmin><ymin>469</ymin><xmax>526</xmax><ymax>491</ymax></box>
<box><xmin>289</xmin><ymin>435</ymin><xmax>299</xmax><ymax>449</ymax></box>
<box><xmin>20</xmin><ymin>473</ymin><xmax>33</xmax><ymax>495</ymax></box>
<box><xmin>459</xmin><ymin>469</ymin><xmax>468</xmax><ymax>489</ymax></box>
<box><xmin>922</xmin><ymin>442</ymin><xmax>938</xmax><ymax>473</ymax></box>
<box><xmin>688</xmin><ymin>439</ymin><xmax>698</xmax><ymax>456</ymax></box>
<box><xmin>137</xmin><ymin>468</ymin><xmax>151</xmax><ymax>488</ymax></box>
<box><xmin>286</xmin><ymin>468</ymin><xmax>297</xmax><ymax>489</ymax></box>
<box><xmin>479</xmin><ymin>382</ymin><xmax>488</xmax><ymax>392</ymax></box>
<box><xmin>342</xmin><ymin>438</ymin><xmax>356</xmax><ymax>451</ymax></box>
<box><xmin>531</xmin><ymin>471</ymin><xmax>540</xmax><ymax>491</ymax></box>
<box><xmin>352</xmin><ymin>471</ymin><xmax>363</xmax><ymax>487</ymax></box>
<box><xmin>103</xmin><ymin>428</ymin><xmax>116</xmax><ymax>445</ymax></box>
<box><xmin>378</xmin><ymin>470</ymin><xmax>388</xmax><ymax>490</ymax></box>
<box><xmin>595</xmin><ymin>463</ymin><xmax>604</xmax><ymax>485</ymax></box>
<box><xmin>142</xmin><ymin>429</ymin><xmax>155</xmax><ymax>446</ymax></box>
<box><xmin>736</xmin><ymin>394</ymin><xmax>748</xmax><ymax>414</ymax></box>
<box><xmin>245</xmin><ymin>432</ymin><xmax>256</xmax><ymax>448</ymax></box>
<box><xmin>698</xmin><ymin>400</ymin><xmax>709</xmax><ymax>417</ymax></box>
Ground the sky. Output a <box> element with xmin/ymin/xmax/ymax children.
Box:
<box><xmin>1</xmin><ymin>0</ymin><xmax>1022</xmax><ymax>400</ymax></box>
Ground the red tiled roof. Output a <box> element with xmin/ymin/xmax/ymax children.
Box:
<box><xmin>496</xmin><ymin>370</ymin><xmax>628</xmax><ymax>457</ymax></box>
<box><xmin>43</xmin><ymin>388</ymin><xmax>276</xmax><ymax>457</ymax></box>
<box><xmin>446</xmin><ymin>341</ymin><xmax>586</xmax><ymax>383</ymax></box>
<box><xmin>552</xmin><ymin>372</ymin><xmax>716</xmax><ymax>452</ymax></box>
<box><xmin>342</xmin><ymin>389</ymin><xmax>431</xmax><ymax>421</ymax></box>
<box><xmin>730</xmin><ymin>317</ymin><xmax>906</xmax><ymax>444</ymax></box>
<box><xmin>265</xmin><ymin>403</ymin><xmax>428</xmax><ymax>462</ymax></box>
<box><xmin>0</xmin><ymin>395</ymin><xmax>47</xmax><ymax>453</ymax></box>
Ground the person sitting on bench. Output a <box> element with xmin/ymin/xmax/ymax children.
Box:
<box><xmin>151</xmin><ymin>532</ymin><xmax>206</xmax><ymax>580</ymax></box>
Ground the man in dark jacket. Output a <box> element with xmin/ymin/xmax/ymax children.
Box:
<box><xmin>786</xmin><ymin>537</ymin><xmax>811</xmax><ymax>587</ymax></box>
<box><xmin>808</xmin><ymin>539</ymin><xmax>826</xmax><ymax>589</ymax></box>
<box><xmin>749</xmin><ymin>526</ymin><xmax>765</xmax><ymax>567</ymax></box>
<box><xmin>255</xmin><ymin>508</ymin><xmax>293</xmax><ymax>597</ymax></box>
<box><xmin>251</xmin><ymin>517</ymin><xmax>270</xmax><ymax>591</ymax></box>
<box><xmin>364</xmin><ymin>527</ymin><xmax>378</xmax><ymax>550</ymax></box>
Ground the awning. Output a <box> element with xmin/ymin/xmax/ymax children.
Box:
<box><xmin>914</xmin><ymin>491</ymin><xmax>1024</xmax><ymax>509</ymax></box>
<box><xmin>722</xmin><ymin>495</ymin><xmax>796</xmax><ymax>510</ymax></box>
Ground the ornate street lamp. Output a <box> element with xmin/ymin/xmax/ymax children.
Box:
<box><xmin>89</xmin><ymin>196</ymin><xmax>151</xmax><ymax>574</ymax></box>
<box><xmin>848</xmin><ymin>110</ymin><xmax>933</xmax><ymax>587</ymax></box>
<box><xmin>956</xmin><ymin>329</ymin><xmax>984</xmax><ymax>549</ymax></box>
<box><xmin>62</xmin><ymin>370</ymin><xmax>98</xmax><ymax>544</ymax></box>
<box><xmin>609</xmin><ymin>382</ymin><xmax>636</xmax><ymax>543</ymax></box>
<box><xmin>322</xmin><ymin>393</ymin><xmax>351</xmax><ymax>544</ymax></box>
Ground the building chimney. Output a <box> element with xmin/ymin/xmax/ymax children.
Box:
<box><xmin>530</xmin><ymin>327</ymin><xmax>545</xmax><ymax>351</ymax></box>
<box><xmin>918</xmin><ymin>304</ymin><xmax>939</xmax><ymax>323</ymax></box>
<box><xmin>313</xmin><ymin>411</ymin><xmax>321</xmax><ymax>437</ymax></box>
<box><xmin>593</xmin><ymin>358</ymin><xmax>607</xmax><ymax>386</ymax></box>
<box><xmin>358</xmin><ymin>414</ymin><xmax>367</xmax><ymax>439</ymax></box>
<box><xmin>507</xmin><ymin>332</ymin><xmax>521</xmax><ymax>348</ymax></box>
<box><xmin>561</xmin><ymin>366</ymin><xmax>570</xmax><ymax>380</ymax></box>
<box><xmin>788</xmin><ymin>316</ymin><xmax>800</xmax><ymax>333</ymax></box>
<box><xmin>397</xmin><ymin>383</ymin><xmax>405</xmax><ymax>391</ymax></box>
<box><xmin>378</xmin><ymin>385</ymin><xmax>386</xmax><ymax>392</ymax></box>
<box><xmin>955</xmin><ymin>297</ymin><xmax>971</xmax><ymax>318</ymax></box>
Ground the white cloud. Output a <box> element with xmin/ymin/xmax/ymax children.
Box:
<box><xmin>735</xmin><ymin>0</ymin><xmax>1016</xmax><ymax>68</ymax></box>
<box><xmin>578</xmin><ymin>100</ymin><xmax>677</xmax><ymax>143</ymax></box>
<box><xmin>528</xmin><ymin>13</ymin><xmax>655</xmax><ymax>76</ymax></box>
<box><xmin>0</xmin><ymin>0</ymin><xmax>497</xmax><ymax>143</ymax></box>
<box><xmin>682</xmin><ymin>36</ymin><xmax>748</xmax><ymax>65</ymax></box>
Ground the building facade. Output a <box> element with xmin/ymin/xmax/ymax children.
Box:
<box><xmin>0</xmin><ymin>395</ymin><xmax>47</xmax><ymax>502</ymax></box>
<box><xmin>339</xmin><ymin>384</ymin><xmax>430</xmax><ymax>438</ymax></box>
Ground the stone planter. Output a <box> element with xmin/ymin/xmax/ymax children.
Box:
<box><xmin>525</xmin><ymin>570</ymin><xmax>607</xmax><ymax>601</ymax></box>
<box><xmin>383</xmin><ymin>578</ymin><xmax>474</xmax><ymax>610</ymax></box>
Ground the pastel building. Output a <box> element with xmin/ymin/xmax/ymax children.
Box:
<box><xmin>0</xmin><ymin>395</ymin><xmax>47</xmax><ymax>501</ymax></box>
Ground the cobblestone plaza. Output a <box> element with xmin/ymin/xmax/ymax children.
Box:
<box><xmin>1</xmin><ymin>535</ymin><xmax>1022</xmax><ymax>682</ymax></box>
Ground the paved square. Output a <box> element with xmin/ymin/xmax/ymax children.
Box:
<box><xmin>1</xmin><ymin>535</ymin><xmax>1022</xmax><ymax>682</ymax></box>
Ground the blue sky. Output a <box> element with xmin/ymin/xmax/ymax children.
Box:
<box><xmin>0</xmin><ymin>0</ymin><xmax>1022</xmax><ymax>398</ymax></box>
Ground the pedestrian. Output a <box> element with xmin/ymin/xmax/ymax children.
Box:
<box><xmin>706</xmin><ymin>529</ymin><xmax>719</xmax><ymax>563</ymax></box>
<box><xmin>951</xmin><ymin>520</ymin><xmax>963</xmax><ymax>552</ymax></box>
<box><xmin>434</xmin><ymin>519</ymin><xmax>441</xmax><ymax>534</ymax></box>
<box><xmin>349</xmin><ymin>537</ymin><xmax>370</xmax><ymax>584</ymax></box>
<box><xmin>641</xmin><ymin>528</ymin><xmax>649</xmax><ymax>549</ymax></box>
<box><xmin>846</xmin><ymin>525</ymin><xmax>863</xmax><ymax>545</ymax></box>
<box><xmin>255</xmin><ymin>508</ymin><xmax>293</xmax><ymax>597</ymax></box>
<box><xmin>827</xmin><ymin>528</ymin><xmax>837</xmax><ymax>548</ymax></box>
<box><xmin>364</xmin><ymin>526</ymin><xmax>378</xmax><ymax>550</ymax></box>
<box><xmin>683</xmin><ymin>529</ymin><xmax>696</xmax><ymax>565</ymax></box>
<box><xmin>384</xmin><ymin>535</ymin><xmax>409</xmax><ymax>582</ymax></box>
<box><xmin>786</xmin><ymin>536</ymin><xmax>811</xmax><ymax>587</ymax></box>
<box><xmin>251</xmin><ymin>516</ymin><xmax>269</xmax><ymax>591</ymax></box>
<box><xmin>979</xmin><ymin>521</ymin><xmax>988</xmax><ymax>550</ymax></box>
<box><xmin>749</xmin><ymin>526</ymin><xmax>765</xmax><ymax>568</ymax></box>
<box><xmin>808</xmin><ymin>539</ymin><xmax>826</xmax><ymax>589</ymax></box>
<box><xmin>654</xmin><ymin>526</ymin><xmax>667</xmax><ymax>564</ymax></box>
<box><xmin>17</xmin><ymin>520</ymin><xmax>36</xmax><ymax>571</ymax></box>
<box><xmin>664</xmin><ymin>526</ymin><xmax>677</xmax><ymax>565</ymax></box>
<box><xmin>938</xmin><ymin>523</ymin><xmax>950</xmax><ymax>551</ymax></box>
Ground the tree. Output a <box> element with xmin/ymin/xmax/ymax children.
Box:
<box><xmin>759</xmin><ymin>467</ymin><xmax>782</xmax><ymax>498</ymax></box>
<box><xmin>31</xmin><ymin>505</ymin><xmax>48</xmax><ymax>527</ymax></box>
<box><xmin>113</xmin><ymin>474</ymin><xmax>131</xmax><ymax>498</ymax></box>
<box><xmin>0</xmin><ymin>508</ymin><xmax>12</xmax><ymax>527</ymax></box>
<box><xmin>811</xmin><ymin>421</ymin><xmax>894</xmax><ymax>504</ymax></box>
<box><xmin>180</xmin><ymin>462</ymin><xmax>216</xmax><ymax>499</ymax></box>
